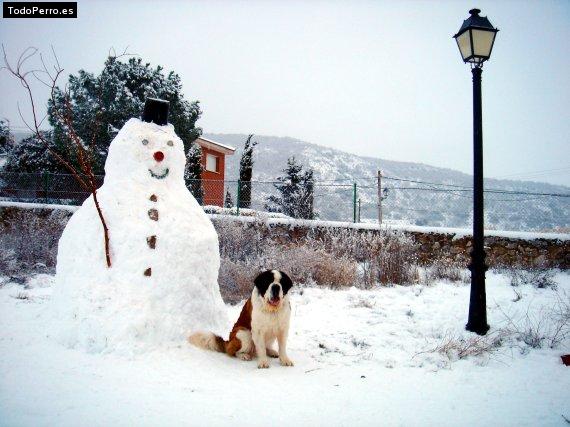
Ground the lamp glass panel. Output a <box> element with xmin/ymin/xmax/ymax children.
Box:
<box><xmin>456</xmin><ymin>30</ymin><xmax>472</xmax><ymax>60</ymax></box>
<box><xmin>472</xmin><ymin>29</ymin><xmax>495</xmax><ymax>58</ymax></box>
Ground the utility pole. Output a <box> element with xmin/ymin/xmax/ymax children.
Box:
<box><xmin>352</xmin><ymin>182</ymin><xmax>357</xmax><ymax>223</ymax></box>
<box><xmin>377</xmin><ymin>170</ymin><xmax>383</xmax><ymax>226</ymax></box>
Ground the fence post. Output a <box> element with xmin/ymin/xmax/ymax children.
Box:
<box><xmin>236</xmin><ymin>180</ymin><xmax>241</xmax><ymax>215</ymax></box>
<box><xmin>358</xmin><ymin>198</ymin><xmax>361</xmax><ymax>222</ymax></box>
<box><xmin>43</xmin><ymin>171</ymin><xmax>49</xmax><ymax>204</ymax></box>
<box><xmin>377</xmin><ymin>170</ymin><xmax>382</xmax><ymax>226</ymax></box>
<box><xmin>353</xmin><ymin>182</ymin><xmax>357</xmax><ymax>223</ymax></box>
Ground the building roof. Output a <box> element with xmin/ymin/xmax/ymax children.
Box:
<box><xmin>194</xmin><ymin>137</ymin><xmax>236</xmax><ymax>155</ymax></box>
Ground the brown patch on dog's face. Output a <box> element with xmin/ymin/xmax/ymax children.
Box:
<box><xmin>254</xmin><ymin>270</ymin><xmax>293</xmax><ymax>311</ymax></box>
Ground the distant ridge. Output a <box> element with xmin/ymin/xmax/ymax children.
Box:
<box><xmin>205</xmin><ymin>133</ymin><xmax>569</xmax><ymax>231</ymax></box>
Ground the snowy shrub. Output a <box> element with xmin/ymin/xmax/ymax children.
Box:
<box><xmin>503</xmin><ymin>267</ymin><xmax>557</xmax><ymax>290</ymax></box>
<box><xmin>419</xmin><ymin>330</ymin><xmax>507</xmax><ymax>364</ymax></box>
<box><xmin>215</xmin><ymin>220</ymin><xmax>358</xmax><ymax>301</ymax></box>
<box><xmin>0</xmin><ymin>208</ymin><xmax>67</xmax><ymax>274</ymax></box>
<box><xmin>264</xmin><ymin>244</ymin><xmax>357</xmax><ymax>290</ymax></box>
<box><xmin>498</xmin><ymin>292</ymin><xmax>570</xmax><ymax>349</ymax></box>
<box><xmin>307</xmin><ymin>227</ymin><xmax>419</xmax><ymax>287</ymax></box>
<box><xmin>424</xmin><ymin>258</ymin><xmax>469</xmax><ymax>285</ymax></box>
<box><xmin>218</xmin><ymin>259</ymin><xmax>259</xmax><ymax>304</ymax></box>
<box><xmin>0</xmin><ymin>248</ymin><xmax>18</xmax><ymax>275</ymax></box>
<box><xmin>377</xmin><ymin>232</ymin><xmax>419</xmax><ymax>285</ymax></box>
<box><xmin>215</xmin><ymin>218</ymin><xmax>266</xmax><ymax>262</ymax></box>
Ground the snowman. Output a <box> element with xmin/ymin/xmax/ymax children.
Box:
<box><xmin>52</xmin><ymin>98</ymin><xmax>228</xmax><ymax>353</ymax></box>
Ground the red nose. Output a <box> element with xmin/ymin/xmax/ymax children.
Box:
<box><xmin>153</xmin><ymin>151</ymin><xmax>164</xmax><ymax>162</ymax></box>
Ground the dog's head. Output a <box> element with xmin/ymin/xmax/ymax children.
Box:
<box><xmin>253</xmin><ymin>270</ymin><xmax>293</xmax><ymax>311</ymax></box>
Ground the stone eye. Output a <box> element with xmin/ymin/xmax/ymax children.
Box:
<box><xmin>142</xmin><ymin>139</ymin><xmax>149</xmax><ymax>146</ymax></box>
<box><xmin>167</xmin><ymin>140</ymin><xmax>174</xmax><ymax>147</ymax></box>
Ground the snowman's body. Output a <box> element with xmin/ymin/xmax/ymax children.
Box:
<box><xmin>53</xmin><ymin>118</ymin><xmax>228</xmax><ymax>353</ymax></box>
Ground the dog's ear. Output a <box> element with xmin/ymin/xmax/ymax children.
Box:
<box><xmin>279</xmin><ymin>271</ymin><xmax>293</xmax><ymax>294</ymax></box>
<box><xmin>254</xmin><ymin>270</ymin><xmax>273</xmax><ymax>296</ymax></box>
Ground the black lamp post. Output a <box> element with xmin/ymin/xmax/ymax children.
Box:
<box><xmin>453</xmin><ymin>9</ymin><xmax>498</xmax><ymax>335</ymax></box>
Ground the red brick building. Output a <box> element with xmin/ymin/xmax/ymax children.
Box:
<box><xmin>194</xmin><ymin>137</ymin><xmax>235</xmax><ymax>207</ymax></box>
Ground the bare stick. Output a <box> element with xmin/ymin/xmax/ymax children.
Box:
<box><xmin>2</xmin><ymin>45</ymin><xmax>112</xmax><ymax>267</ymax></box>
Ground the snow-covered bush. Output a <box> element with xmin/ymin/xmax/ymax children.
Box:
<box><xmin>215</xmin><ymin>218</ymin><xmax>267</xmax><ymax>262</ymax></box>
<box><xmin>0</xmin><ymin>247</ymin><xmax>17</xmax><ymax>275</ymax></box>
<box><xmin>502</xmin><ymin>266</ymin><xmax>557</xmax><ymax>290</ymax></box>
<box><xmin>376</xmin><ymin>231</ymin><xmax>419</xmax><ymax>285</ymax></box>
<box><xmin>0</xmin><ymin>208</ymin><xmax>67</xmax><ymax>274</ymax></box>
<box><xmin>499</xmin><ymin>291</ymin><xmax>570</xmax><ymax>349</ymax></box>
<box><xmin>262</xmin><ymin>244</ymin><xmax>357</xmax><ymax>290</ymax></box>
<box><xmin>215</xmin><ymin>220</ymin><xmax>421</xmax><ymax>301</ymax></box>
<box><xmin>423</xmin><ymin>258</ymin><xmax>469</xmax><ymax>285</ymax></box>
<box><xmin>308</xmin><ymin>227</ymin><xmax>419</xmax><ymax>287</ymax></box>
<box><xmin>215</xmin><ymin>219</ymin><xmax>358</xmax><ymax>301</ymax></box>
<box><xmin>419</xmin><ymin>330</ymin><xmax>507</xmax><ymax>364</ymax></box>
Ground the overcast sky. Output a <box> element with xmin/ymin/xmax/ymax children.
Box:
<box><xmin>1</xmin><ymin>0</ymin><xmax>569</xmax><ymax>186</ymax></box>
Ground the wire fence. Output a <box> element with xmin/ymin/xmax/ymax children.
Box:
<box><xmin>1</xmin><ymin>172</ymin><xmax>569</xmax><ymax>232</ymax></box>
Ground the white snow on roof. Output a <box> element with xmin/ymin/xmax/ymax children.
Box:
<box><xmin>195</xmin><ymin>136</ymin><xmax>236</xmax><ymax>153</ymax></box>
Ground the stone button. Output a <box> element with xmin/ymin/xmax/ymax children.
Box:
<box><xmin>148</xmin><ymin>209</ymin><xmax>159</xmax><ymax>221</ymax></box>
<box><xmin>147</xmin><ymin>235</ymin><xmax>157</xmax><ymax>249</ymax></box>
<box><xmin>144</xmin><ymin>267</ymin><xmax>152</xmax><ymax>277</ymax></box>
<box><xmin>150</xmin><ymin>194</ymin><xmax>158</xmax><ymax>202</ymax></box>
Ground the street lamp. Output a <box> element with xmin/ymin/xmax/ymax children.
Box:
<box><xmin>453</xmin><ymin>9</ymin><xmax>498</xmax><ymax>335</ymax></box>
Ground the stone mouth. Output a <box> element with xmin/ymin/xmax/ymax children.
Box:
<box><xmin>149</xmin><ymin>168</ymin><xmax>169</xmax><ymax>179</ymax></box>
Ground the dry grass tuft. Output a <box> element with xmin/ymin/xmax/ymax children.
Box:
<box><xmin>417</xmin><ymin>330</ymin><xmax>507</xmax><ymax>363</ymax></box>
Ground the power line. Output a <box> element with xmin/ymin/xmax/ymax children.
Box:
<box><xmin>493</xmin><ymin>166</ymin><xmax>570</xmax><ymax>179</ymax></box>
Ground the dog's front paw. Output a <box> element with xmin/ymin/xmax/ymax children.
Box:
<box><xmin>237</xmin><ymin>353</ymin><xmax>252</xmax><ymax>361</ymax></box>
<box><xmin>280</xmin><ymin>357</ymin><xmax>294</xmax><ymax>367</ymax></box>
<box><xmin>257</xmin><ymin>359</ymin><xmax>270</xmax><ymax>369</ymax></box>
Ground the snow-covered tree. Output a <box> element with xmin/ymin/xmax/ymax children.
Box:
<box><xmin>48</xmin><ymin>56</ymin><xmax>202</xmax><ymax>174</ymax></box>
<box><xmin>0</xmin><ymin>119</ymin><xmax>14</xmax><ymax>155</ymax></box>
<box><xmin>3</xmin><ymin>131</ymin><xmax>67</xmax><ymax>173</ymax></box>
<box><xmin>185</xmin><ymin>142</ymin><xmax>203</xmax><ymax>204</ymax></box>
<box><xmin>266</xmin><ymin>157</ymin><xmax>315</xmax><ymax>219</ymax></box>
<box><xmin>224</xmin><ymin>190</ymin><xmax>234</xmax><ymax>208</ymax></box>
<box><xmin>239</xmin><ymin>134</ymin><xmax>257</xmax><ymax>209</ymax></box>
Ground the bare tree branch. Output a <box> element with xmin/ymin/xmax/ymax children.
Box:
<box><xmin>2</xmin><ymin>45</ymin><xmax>112</xmax><ymax>267</ymax></box>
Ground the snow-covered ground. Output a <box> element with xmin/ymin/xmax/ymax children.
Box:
<box><xmin>1</xmin><ymin>272</ymin><xmax>569</xmax><ymax>426</ymax></box>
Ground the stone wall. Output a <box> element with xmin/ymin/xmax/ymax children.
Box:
<box><xmin>1</xmin><ymin>203</ymin><xmax>569</xmax><ymax>270</ymax></box>
<box><xmin>209</xmin><ymin>218</ymin><xmax>570</xmax><ymax>269</ymax></box>
<box><xmin>408</xmin><ymin>231</ymin><xmax>569</xmax><ymax>269</ymax></box>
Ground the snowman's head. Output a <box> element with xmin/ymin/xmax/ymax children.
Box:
<box><xmin>104</xmin><ymin>118</ymin><xmax>186</xmax><ymax>185</ymax></box>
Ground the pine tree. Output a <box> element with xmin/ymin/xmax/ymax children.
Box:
<box><xmin>3</xmin><ymin>131</ymin><xmax>64</xmax><ymax>173</ymax></box>
<box><xmin>224</xmin><ymin>190</ymin><xmax>234</xmax><ymax>208</ymax></box>
<box><xmin>46</xmin><ymin>56</ymin><xmax>202</xmax><ymax>174</ymax></box>
<box><xmin>184</xmin><ymin>142</ymin><xmax>204</xmax><ymax>204</ymax></box>
<box><xmin>0</xmin><ymin>119</ymin><xmax>13</xmax><ymax>155</ymax></box>
<box><xmin>239</xmin><ymin>134</ymin><xmax>257</xmax><ymax>209</ymax></box>
<box><xmin>266</xmin><ymin>157</ymin><xmax>316</xmax><ymax>219</ymax></box>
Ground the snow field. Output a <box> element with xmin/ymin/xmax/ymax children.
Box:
<box><xmin>1</xmin><ymin>271</ymin><xmax>569</xmax><ymax>426</ymax></box>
